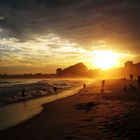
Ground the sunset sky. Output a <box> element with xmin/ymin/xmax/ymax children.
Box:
<box><xmin>0</xmin><ymin>0</ymin><xmax>140</xmax><ymax>74</ymax></box>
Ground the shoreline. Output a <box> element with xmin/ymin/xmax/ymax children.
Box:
<box><xmin>0</xmin><ymin>79</ymin><xmax>140</xmax><ymax>140</ymax></box>
<box><xmin>0</xmin><ymin>79</ymin><xmax>86</xmax><ymax>106</ymax></box>
<box><xmin>0</xmin><ymin>85</ymin><xmax>83</xmax><ymax>131</ymax></box>
<box><xmin>0</xmin><ymin>86</ymin><xmax>72</xmax><ymax>107</ymax></box>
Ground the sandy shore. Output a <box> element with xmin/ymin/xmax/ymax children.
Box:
<box><xmin>0</xmin><ymin>79</ymin><xmax>140</xmax><ymax>140</ymax></box>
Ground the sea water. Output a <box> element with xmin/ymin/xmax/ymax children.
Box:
<box><xmin>0</xmin><ymin>79</ymin><xmax>85</xmax><ymax>131</ymax></box>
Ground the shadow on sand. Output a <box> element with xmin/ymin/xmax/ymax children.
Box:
<box><xmin>74</xmin><ymin>102</ymin><xmax>97</xmax><ymax>113</ymax></box>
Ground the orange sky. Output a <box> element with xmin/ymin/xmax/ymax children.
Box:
<box><xmin>0</xmin><ymin>1</ymin><xmax>140</xmax><ymax>74</ymax></box>
<box><xmin>0</xmin><ymin>34</ymin><xmax>137</xmax><ymax>74</ymax></box>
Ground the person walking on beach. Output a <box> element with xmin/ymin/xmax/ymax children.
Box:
<box><xmin>22</xmin><ymin>88</ymin><xmax>26</xmax><ymax>96</ymax></box>
<box><xmin>130</xmin><ymin>74</ymin><xmax>133</xmax><ymax>80</ymax></box>
<box><xmin>102</xmin><ymin>80</ymin><xmax>105</xmax><ymax>87</ymax></box>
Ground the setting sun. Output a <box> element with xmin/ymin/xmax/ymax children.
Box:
<box><xmin>93</xmin><ymin>50</ymin><xmax>119</xmax><ymax>70</ymax></box>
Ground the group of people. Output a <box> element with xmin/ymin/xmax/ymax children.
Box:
<box><xmin>83</xmin><ymin>80</ymin><xmax>105</xmax><ymax>92</ymax></box>
<box><xmin>21</xmin><ymin>74</ymin><xmax>140</xmax><ymax>97</ymax></box>
<box><xmin>129</xmin><ymin>74</ymin><xmax>140</xmax><ymax>87</ymax></box>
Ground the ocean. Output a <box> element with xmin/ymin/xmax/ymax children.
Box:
<box><xmin>0</xmin><ymin>78</ymin><xmax>87</xmax><ymax>131</ymax></box>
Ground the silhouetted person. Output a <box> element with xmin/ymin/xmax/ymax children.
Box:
<box><xmin>22</xmin><ymin>88</ymin><xmax>26</xmax><ymax>96</ymax></box>
<box><xmin>83</xmin><ymin>84</ymin><xmax>86</xmax><ymax>89</ymax></box>
<box><xmin>121</xmin><ymin>78</ymin><xmax>126</xmax><ymax>80</ymax></box>
<box><xmin>137</xmin><ymin>76</ymin><xmax>140</xmax><ymax>87</ymax></box>
<box><xmin>102</xmin><ymin>80</ymin><xmax>105</xmax><ymax>87</ymax></box>
<box><xmin>130</xmin><ymin>74</ymin><xmax>133</xmax><ymax>80</ymax></box>
<box><xmin>53</xmin><ymin>86</ymin><xmax>57</xmax><ymax>93</ymax></box>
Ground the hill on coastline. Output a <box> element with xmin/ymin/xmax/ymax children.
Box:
<box><xmin>57</xmin><ymin>63</ymin><xmax>92</xmax><ymax>77</ymax></box>
<box><xmin>0</xmin><ymin>61</ymin><xmax>140</xmax><ymax>79</ymax></box>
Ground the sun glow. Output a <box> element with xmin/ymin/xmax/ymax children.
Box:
<box><xmin>93</xmin><ymin>50</ymin><xmax>119</xmax><ymax>70</ymax></box>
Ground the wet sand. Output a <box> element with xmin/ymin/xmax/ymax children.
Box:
<box><xmin>0</xmin><ymin>80</ymin><xmax>140</xmax><ymax>140</ymax></box>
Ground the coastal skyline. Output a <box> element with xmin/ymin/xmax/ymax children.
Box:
<box><xmin>0</xmin><ymin>0</ymin><xmax>140</xmax><ymax>74</ymax></box>
<box><xmin>1</xmin><ymin>1</ymin><xmax>140</xmax><ymax>139</ymax></box>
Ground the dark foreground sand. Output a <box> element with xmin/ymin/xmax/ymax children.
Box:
<box><xmin>0</xmin><ymin>80</ymin><xmax>140</xmax><ymax>140</ymax></box>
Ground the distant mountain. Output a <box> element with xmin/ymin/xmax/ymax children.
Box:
<box><xmin>1</xmin><ymin>61</ymin><xmax>140</xmax><ymax>79</ymax></box>
<box><xmin>56</xmin><ymin>61</ymin><xmax>140</xmax><ymax>78</ymax></box>
<box><xmin>56</xmin><ymin>63</ymin><xmax>92</xmax><ymax>77</ymax></box>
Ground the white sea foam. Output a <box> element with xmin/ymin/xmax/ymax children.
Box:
<box><xmin>0</xmin><ymin>79</ymin><xmax>87</xmax><ymax>131</ymax></box>
<box><xmin>0</xmin><ymin>79</ymin><xmax>84</xmax><ymax>105</ymax></box>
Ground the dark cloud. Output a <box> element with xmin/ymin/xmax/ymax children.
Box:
<box><xmin>0</xmin><ymin>0</ymin><xmax>140</xmax><ymax>51</ymax></box>
<box><xmin>0</xmin><ymin>0</ymin><xmax>83</xmax><ymax>9</ymax></box>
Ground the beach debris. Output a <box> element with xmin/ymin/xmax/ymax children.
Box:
<box><xmin>74</xmin><ymin>102</ymin><xmax>97</xmax><ymax>113</ymax></box>
<box><xmin>121</xmin><ymin>78</ymin><xmax>126</xmax><ymax>80</ymax></box>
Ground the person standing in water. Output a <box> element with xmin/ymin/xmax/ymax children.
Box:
<box><xmin>83</xmin><ymin>84</ymin><xmax>86</xmax><ymax>89</ymax></box>
<box><xmin>100</xmin><ymin>80</ymin><xmax>105</xmax><ymax>93</ymax></box>
<box><xmin>53</xmin><ymin>86</ymin><xmax>58</xmax><ymax>93</ymax></box>
<box><xmin>22</xmin><ymin>88</ymin><xmax>26</xmax><ymax>96</ymax></box>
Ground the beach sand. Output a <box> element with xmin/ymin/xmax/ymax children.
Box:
<box><xmin>0</xmin><ymin>79</ymin><xmax>140</xmax><ymax>140</ymax></box>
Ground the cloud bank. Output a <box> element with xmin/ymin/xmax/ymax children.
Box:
<box><xmin>0</xmin><ymin>0</ymin><xmax>139</xmax><ymax>73</ymax></box>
